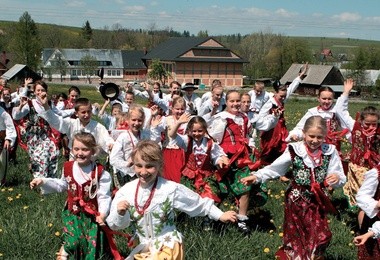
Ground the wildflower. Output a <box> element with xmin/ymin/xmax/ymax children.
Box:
<box><xmin>263</xmin><ymin>248</ymin><xmax>270</xmax><ymax>253</ymax></box>
<box><xmin>0</xmin><ymin>228</ymin><xmax>2</xmax><ymax>232</ymax></box>
<box><xmin>8</xmin><ymin>188</ymin><xmax>13</xmax><ymax>192</ymax></box>
<box><xmin>23</xmin><ymin>206</ymin><xmax>29</xmax><ymax>210</ymax></box>
<box><xmin>350</xmin><ymin>230</ymin><xmax>355</xmax><ymax>234</ymax></box>
<box><xmin>327</xmin><ymin>219</ymin><xmax>331</xmax><ymax>223</ymax></box>
<box><xmin>48</xmin><ymin>223</ymin><xmax>53</xmax><ymax>227</ymax></box>
<box><xmin>269</xmin><ymin>230</ymin><xmax>274</xmax><ymax>234</ymax></box>
<box><xmin>270</xmin><ymin>219</ymin><xmax>274</xmax><ymax>223</ymax></box>
<box><xmin>0</xmin><ymin>253</ymin><xmax>3</xmax><ymax>257</ymax></box>
<box><xmin>7</xmin><ymin>197</ymin><xmax>13</xmax><ymax>202</ymax></box>
<box><xmin>1</xmin><ymin>189</ymin><xmax>5</xmax><ymax>192</ymax></box>
<box><xmin>279</xmin><ymin>232</ymin><xmax>284</xmax><ymax>237</ymax></box>
<box><xmin>55</xmin><ymin>231</ymin><xmax>61</xmax><ymax>236</ymax></box>
<box><xmin>275</xmin><ymin>195</ymin><xmax>280</xmax><ymax>199</ymax></box>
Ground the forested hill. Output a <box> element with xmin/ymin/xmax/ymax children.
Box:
<box><xmin>2</xmin><ymin>18</ymin><xmax>380</xmax><ymax>79</ymax></box>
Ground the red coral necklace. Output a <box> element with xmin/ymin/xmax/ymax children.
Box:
<box><xmin>134</xmin><ymin>178</ymin><xmax>158</xmax><ymax>215</ymax></box>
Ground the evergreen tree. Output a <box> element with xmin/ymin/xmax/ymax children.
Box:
<box><xmin>10</xmin><ymin>12</ymin><xmax>41</xmax><ymax>70</ymax></box>
<box><xmin>82</xmin><ymin>20</ymin><xmax>93</xmax><ymax>42</ymax></box>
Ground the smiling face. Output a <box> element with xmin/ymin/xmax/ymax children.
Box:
<box><xmin>34</xmin><ymin>84</ymin><xmax>47</xmax><ymax>99</ymax></box>
<box><xmin>318</xmin><ymin>90</ymin><xmax>334</xmax><ymax>110</ymax></box>
<box><xmin>69</xmin><ymin>90</ymin><xmax>79</xmax><ymax>101</ymax></box>
<box><xmin>134</xmin><ymin>152</ymin><xmax>160</xmax><ymax>188</ymax></box>
<box><xmin>190</xmin><ymin>122</ymin><xmax>206</xmax><ymax>143</ymax></box>
<box><xmin>303</xmin><ymin>126</ymin><xmax>325</xmax><ymax>152</ymax></box>
<box><xmin>240</xmin><ymin>94</ymin><xmax>251</xmax><ymax>113</ymax></box>
<box><xmin>172</xmin><ymin>102</ymin><xmax>185</xmax><ymax>119</ymax></box>
<box><xmin>226</xmin><ymin>91</ymin><xmax>241</xmax><ymax>114</ymax></box>
<box><xmin>127</xmin><ymin>109</ymin><xmax>144</xmax><ymax>135</ymax></box>
<box><xmin>72</xmin><ymin>139</ymin><xmax>94</xmax><ymax>166</ymax></box>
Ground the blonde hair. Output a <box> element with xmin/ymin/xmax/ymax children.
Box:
<box><xmin>127</xmin><ymin>104</ymin><xmax>145</xmax><ymax>120</ymax></box>
<box><xmin>131</xmin><ymin>140</ymin><xmax>163</xmax><ymax>175</ymax></box>
<box><xmin>303</xmin><ymin>116</ymin><xmax>327</xmax><ymax>136</ymax></box>
<box><xmin>72</xmin><ymin>131</ymin><xmax>99</xmax><ymax>154</ymax></box>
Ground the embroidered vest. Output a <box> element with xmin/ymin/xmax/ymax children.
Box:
<box><xmin>219</xmin><ymin>113</ymin><xmax>249</xmax><ymax>156</ymax></box>
<box><xmin>64</xmin><ymin>161</ymin><xmax>104</xmax><ymax>215</ymax></box>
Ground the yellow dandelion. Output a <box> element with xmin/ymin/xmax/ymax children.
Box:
<box><xmin>23</xmin><ymin>206</ymin><xmax>29</xmax><ymax>210</ymax></box>
<box><xmin>223</xmin><ymin>202</ymin><xmax>228</xmax><ymax>206</ymax></box>
<box><xmin>348</xmin><ymin>243</ymin><xmax>353</xmax><ymax>247</ymax></box>
<box><xmin>263</xmin><ymin>248</ymin><xmax>270</xmax><ymax>253</ymax></box>
<box><xmin>0</xmin><ymin>253</ymin><xmax>3</xmax><ymax>257</ymax></box>
<box><xmin>270</xmin><ymin>195</ymin><xmax>274</xmax><ymax>198</ymax></box>
<box><xmin>269</xmin><ymin>230</ymin><xmax>274</xmax><ymax>234</ymax></box>
<box><xmin>17</xmin><ymin>193</ymin><xmax>21</xmax><ymax>197</ymax></box>
<box><xmin>342</xmin><ymin>222</ymin><xmax>347</xmax><ymax>226</ymax></box>
<box><xmin>281</xmin><ymin>193</ymin><xmax>285</xmax><ymax>197</ymax></box>
<box><xmin>1</xmin><ymin>188</ymin><xmax>5</xmax><ymax>192</ymax></box>
<box><xmin>327</xmin><ymin>219</ymin><xmax>331</xmax><ymax>223</ymax></box>
<box><xmin>270</xmin><ymin>219</ymin><xmax>274</xmax><ymax>223</ymax></box>
<box><xmin>7</xmin><ymin>188</ymin><xmax>13</xmax><ymax>192</ymax></box>
<box><xmin>55</xmin><ymin>231</ymin><xmax>61</xmax><ymax>236</ymax></box>
<box><xmin>48</xmin><ymin>223</ymin><xmax>53</xmax><ymax>227</ymax></box>
<box><xmin>230</xmin><ymin>206</ymin><xmax>234</xmax><ymax>210</ymax></box>
<box><xmin>280</xmin><ymin>190</ymin><xmax>285</xmax><ymax>194</ymax></box>
<box><xmin>7</xmin><ymin>197</ymin><xmax>13</xmax><ymax>202</ymax></box>
<box><xmin>350</xmin><ymin>230</ymin><xmax>355</xmax><ymax>234</ymax></box>
<box><xmin>0</xmin><ymin>229</ymin><xmax>2</xmax><ymax>232</ymax></box>
<box><xmin>279</xmin><ymin>232</ymin><xmax>284</xmax><ymax>237</ymax></box>
<box><xmin>275</xmin><ymin>195</ymin><xmax>280</xmax><ymax>199</ymax></box>
<box><xmin>15</xmin><ymin>195</ymin><xmax>20</xmax><ymax>199</ymax></box>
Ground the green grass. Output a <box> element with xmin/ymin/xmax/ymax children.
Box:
<box><xmin>0</xmin><ymin>85</ymin><xmax>376</xmax><ymax>259</ymax></box>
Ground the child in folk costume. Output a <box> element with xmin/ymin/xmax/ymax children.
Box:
<box><xmin>168</xmin><ymin>115</ymin><xmax>229</xmax><ymax>203</ymax></box>
<box><xmin>30</xmin><ymin>132</ymin><xmax>112</xmax><ymax>260</ymax></box>
<box><xmin>287</xmin><ymin>85</ymin><xmax>350</xmax><ymax>152</ymax></box>
<box><xmin>354</xmin><ymin>165</ymin><xmax>380</xmax><ymax>259</ymax></box>
<box><xmin>12</xmin><ymin>80</ymin><xmax>61</xmax><ymax>178</ymax></box>
<box><xmin>109</xmin><ymin>104</ymin><xmax>152</xmax><ymax>187</ymax></box>
<box><xmin>242</xmin><ymin>116</ymin><xmax>346</xmax><ymax>260</ymax></box>
<box><xmin>150</xmin><ymin>96</ymin><xmax>188</xmax><ymax>183</ymax></box>
<box><xmin>335</xmin><ymin>80</ymin><xmax>380</xmax><ymax>223</ymax></box>
<box><xmin>39</xmin><ymin>97</ymin><xmax>114</xmax><ymax>160</ymax></box>
<box><xmin>257</xmin><ymin>64</ymin><xmax>308</xmax><ymax>167</ymax></box>
<box><xmin>98</xmin><ymin>99</ymin><xmax>123</xmax><ymax>131</ymax></box>
<box><xmin>206</xmin><ymin>90</ymin><xmax>264</xmax><ymax>235</ymax></box>
<box><xmin>106</xmin><ymin>140</ymin><xmax>237</xmax><ymax>260</ymax></box>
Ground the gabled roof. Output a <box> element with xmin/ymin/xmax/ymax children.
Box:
<box><xmin>142</xmin><ymin>37</ymin><xmax>247</xmax><ymax>63</ymax></box>
<box><xmin>121</xmin><ymin>50</ymin><xmax>147</xmax><ymax>69</ymax></box>
<box><xmin>1</xmin><ymin>64</ymin><xmax>41</xmax><ymax>81</ymax></box>
<box><xmin>280</xmin><ymin>64</ymin><xmax>344</xmax><ymax>86</ymax></box>
<box><xmin>42</xmin><ymin>48</ymin><xmax>124</xmax><ymax>68</ymax></box>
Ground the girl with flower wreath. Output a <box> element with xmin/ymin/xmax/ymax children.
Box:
<box><xmin>30</xmin><ymin>132</ymin><xmax>113</xmax><ymax>260</ymax></box>
<box><xmin>242</xmin><ymin>116</ymin><xmax>346</xmax><ymax>260</ymax></box>
<box><xmin>106</xmin><ymin>140</ymin><xmax>237</xmax><ymax>260</ymax></box>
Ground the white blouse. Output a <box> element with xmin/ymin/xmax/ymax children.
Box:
<box><xmin>106</xmin><ymin>177</ymin><xmax>223</xmax><ymax>259</ymax></box>
<box><xmin>38</xmin><ymin>161</ymin><xmax>112</xmax><ymax>215</ymax></box>
<box><xmin>254</xmin><ymin>141</ymin><xmax>346</xmax><ymax>187</ymax></box>
<box><xmin>356</xmin><ymin>168</ymin><xmax>380</xmax><ymax>238</ymax></box>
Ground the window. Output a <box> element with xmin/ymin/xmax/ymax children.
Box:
<box><xmin>107</xmin><ymin>70</ymin><xmax>111</xmax><ymax>76</ymax></box>
<box><xmin>117</xmin><ymin>70</ymin><xmax>121</xmax><ymax>76</ymax></box>
<box><xmin>71</xmin><ymin>70</ymin><xmax>77</xmax><ymax>76</ymax></box>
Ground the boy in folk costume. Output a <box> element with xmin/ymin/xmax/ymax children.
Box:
<box><xmin>39</xmin><ymin>97</ymin><xmax>114</xmax><ymax>159</ymax></box>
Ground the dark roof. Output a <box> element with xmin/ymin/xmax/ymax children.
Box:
<box><xmin>142</xmin><ymin>37</ymin><xmax>247</xmax><ymax>63</ymax></box>
<box><xmin>280</xmin><ymin>64</ymin><xmax>344</xmax><ymax>86</ymax></box>
<box><xmin>1</xmin><ymin>64</ymin><xmax>41</xmax><ymax>81</ymax></box>
<box><xmin>121</xmin><ymin>50</ymin><xmax>147</xmax><ymax>69</ymax></box>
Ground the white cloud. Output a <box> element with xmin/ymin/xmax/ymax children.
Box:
<box><xmin>151</xmin><ymin>1</ymin><xmax>158</xmax><ymax>6</ymax></box>
<box><xmin>115</xmin><ymin>0</ymin><xmax>125</xmax><ymax>4</ymax></box>
<box><xmin>275</xmin><ymin>8</ymin><xmax>297</xmax><ymax>18</ymax></box>
<box><xmin>65</xmin><ymin>0</ymin><xmax>85</xmax><ymax>8</ymax></box>
<box><xmin>332</xmin><ymin>12</ymin><xmax>361</xmax><ymax>22</ymax></box>
<box><xmin>123</xmin><ymin>5</ymin><xmax>145</xmax><ymax>13</ymax></box>
<box><xmin>312</xmin><ymin>13</ymin><xmax>323</xmax><ymax>18</ymax></box>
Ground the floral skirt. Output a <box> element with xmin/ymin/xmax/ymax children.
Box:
<box><xmin>276</xmin><ymin>195</ymin><xmax>331</xmax><ymax>260</ymax></box>
<box><xmin>62</xmin><ymin>210</ymin><xmax>110</xmax><ymax>259</ymax></box>
<box><xmin>28</xmin><ymin>134</ymin><xmax>59</xmax><ymax>178</ymax></box>
<box><xmin>343</xmin><ymin>162</ymin><xmax>368</xmax><ymax>208</ymax></box>
<box><xmin>134</xmin><ymin>242</ymin><xmax>183</xmax><ymax>260</ymax></box>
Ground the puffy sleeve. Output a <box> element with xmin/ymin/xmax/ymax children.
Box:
<box><xmin>97</xmin><ymin>170</ymin><xmax>112</xmax><ymax>216</ymax></box>
<box><xmin>39</xmin><ymin>172</ymin><xmax>68</xmax><ymax>195</ymax></box>
<box><xmin>254</xmin><ymin>147</ymin><xmax>292</xmax><ymax>182</ymax></box>
<box><xmin>173</xmin><ymin>184</ymin><xmax>223</xmax><ymax>221</ymax></box>
<box><xmin>356</xmin><ymin>168</ymin><xmax>380</xmax><ymax>219</ymax></box>
<box><xmin>326</xmin><ymin>148</ymin><xmax>346</xmax><ymax>188</ymax></box>
<box><xmin>106</xmin><ymin>187</ymin><xmax>131</xmax><ymax>230</ymax></box>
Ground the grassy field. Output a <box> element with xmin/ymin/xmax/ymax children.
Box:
<box><xmin>0</xmin><ymin>83</ymin><xmax>377</xmax><ymax>259</ymax></box>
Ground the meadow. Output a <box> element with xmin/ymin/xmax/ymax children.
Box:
<box><xmin>0</xmin><ymin>83</ymin><xmax>377</xmax><ymax>259</ymax></box>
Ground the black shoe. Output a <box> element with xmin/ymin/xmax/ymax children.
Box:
<box><xmin>237</xmin><ymin>219</ymin><xmax>251</xmax><ymax>236</ymax></box>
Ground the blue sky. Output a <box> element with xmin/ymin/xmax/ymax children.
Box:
<box><xmin>1</xmin><ymin>0</ymin><xmax>380</xmax><ymax>41</ymax></box>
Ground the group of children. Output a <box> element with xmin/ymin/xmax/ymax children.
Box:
<box><xmin>0</xmin><ymin>72</ymin><xmax>379</xmax><ymax>259</ymax></box>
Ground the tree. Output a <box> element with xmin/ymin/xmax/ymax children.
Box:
<box><xmin>10</xmin><ymin>12</ymin><xmax>41</xmax><ymax>70</ymax></box>
<box><xmin>81</xmin><ymin>54</ymin><xmax>98</xmax><ymax>84</ymax></box>
<box><xmin>82</xmin><ymin>20</ymin><xmax>93</xmax><ymax>43</ymax></box>
<box><xmin>50</xmin><ymin>52</ymin><xmax>68</xmax><ymax>82</ymax></box>
<box><xmin>148</xmin><ymin>59</ymin><xmax>171</xmax><ymax>85</ymax></box>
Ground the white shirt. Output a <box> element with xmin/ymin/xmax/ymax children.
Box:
<box><xmin>0</xmin><ymin>106</ymin><xmax>16</xmax><ymax>146</ymax></box>
<box><xmin>106</xmin><ymin>177</ymin><xmax>223</xmax><ymax>259</ymax></box>
<box><xmin>356</xmin><ymin>167</ymin><xmax>380</xmax><ymax>238</ymax></box>
<box><xmin>247</xmin><ymin>90</ymin><xmax>273</xmax><ymax>113</ymax></box>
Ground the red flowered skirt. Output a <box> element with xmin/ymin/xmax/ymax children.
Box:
<box><xmin>276</xmin><ymin>195</ymin><xmax>332</xmax><ymax>260</ymax></box>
